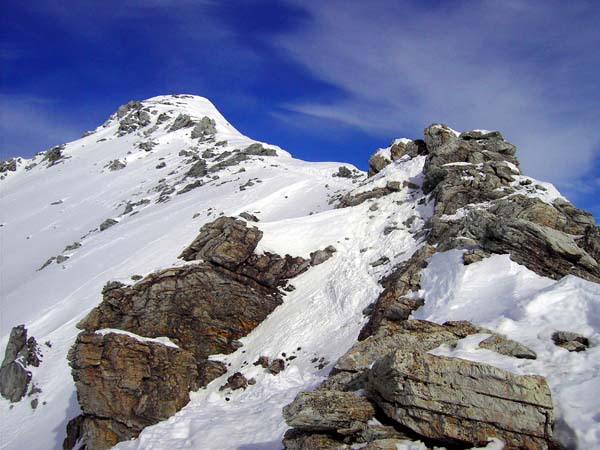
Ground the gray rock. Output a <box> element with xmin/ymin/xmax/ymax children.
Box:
<box><xmin>390</xmin><ymin>139</ymin><xmax>427</xmax><ymax>161</ymax></box>
<box><xmin>168</xmin><ymin>114</ymin><xmax>195</xmax><ymax>132</ymax></box>
<box><xmin>479</xmin><ymin>334</ymin><xmax>537</xmax><ymax>359</ymax></box>
<box><xmin>117</xmin><ymin>107</ymin><xmax>151</xmax><ymax>135</ymax></box>
<box><xmin>243</xmin><ymin>143</ymin><xmax>277</xmax><ymax>156</ymax></box>
<box><xmin>99</xmin><ymin>218</ymin><xmax>118</xmax><ymax>231</ymax></box>
<box><xmin>239</xmin><ymin>212</ymin><xmax>259</xmax><ymax>222</ymax></box>
<box><xmin>186</xmin><ymin>160</ymin><xmax>207</xmax><ymax>178</ymax></box>
<box><xmin>334</xmin><ymin>166</ymin><xmax>353</xmax><ymax>178</ymax></box>
<box><xmin>368</xmin><ymin>350</ymin><xmax>555</xmax><ymax>449</ymax></box>
<box><xmin>137</xmin><ymin>141</ymin><xmax>157</xmax><ymax>152</ymax></box>
<box><xmin>0</xmin><ymin>325</ymin><xmax>41</xmax><ymax>402</ymax></box>
<box><xmin>338</xmin><ymin>187</ymin><xmax>392</xmax><ymax>208</ymax></box>
<box><xmin>367</xmin><ymin>151</ymin><xmax>391</xmax><ymax>177</ymax></box>
<box><xmin>283</xmin><ymin>391</ymin><xmax>375</xmax><ymax>432</ymax></box>
<box><xmin>0</xmin><ymin>157</ymin><xmax>18</xmax><ymax>173</ymax></box>
<box><xmin>42</xmin><ymin>144</ymin><xmax>66</xmax><ymax>167</ymax></box>
<box><xmin>220</xmin><ymin>372</ymin><xmax>249</xmax><ymax>391</ymax></box>
<box><xmin>309</xmin><ymin>246</ymin><xmax>337</xmax><ymax>266</ymax></box>
<box><xmin>106</xmin><ymin>159</ymin><xmax>126</xmax><ymax>171</ymax></box>
<box><xmin>551</xmin><ymin>331</ymin><xmax>590</xmax><ymax>352</ymax></box>
<box><xmin>190</xmin><ymin>117</ymin><xmax>217</xmax><ymax>139</ymax></box>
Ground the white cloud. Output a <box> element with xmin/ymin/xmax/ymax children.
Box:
<box><xmin>276</xmin><ymin>0</ymin><xmax>600</xmax><ymax>185</ymax></box>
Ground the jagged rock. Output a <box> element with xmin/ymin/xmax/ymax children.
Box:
<box><xmin>368</xmin><ymin>350</ymin><xmax>555</xmax><ymax>449</ymax></box>
<box><xmin>177</xmin><ymin>180</ymin><xmax>204</xmax><ymax>195</ymax></box>
<box><xmin>334</xmin><ymin>166</ymin><xmax>353</xmax><ymax>178</ymax></box>
<box><xmin>42</xmin><ymin>144</ymin><xmax>66</xmax><ymax>166</ymax></box>
<box><xmin>68</xmin><ymin>332</ymin><xmax>198</xmax><ymax>450</ymax></box>
<box><xmin>310</xmin><ymin>246</ymin><xmax>337</xmax><ymax>266</ymax></box>
<box><xmin>190</xmin><ymin>116</ymin><xmax>216</xmax><ymax>139</ymax></box>
<box><xmin>186</xmin><ymin>159</ymin><xmax>207</xmax><ymax>178</ymax></box>
<box><xmin>137</xmin><ymin>141</ymin><xmax>157</xmax><ymax>152</ymax></box>
<box><xmin>179</xmin><ymin>216</ymin><xmax>262</xmax><ymax>269</ymax></box>
<box><xmin>254</xmin><ymin>356</ymin><xmax>271</xmax><ymax>368</ymax></box>
<box><xmin>208</xmin><ymin>153</ymin><xmax>249</xmax><ymax>172</ymax></box>
<box><xmin>385</xmin><ymin>181</ymin><xmax>402</xmax><ymax>191</ymax></box>
<box><xmin>338</xmin><ymin>187</ymin><xmax>392</xmax><ymax>208</ymax></box>
<box><xmin>63</xmin><ymin>415</ymin><xmax>84</xmax><ymax>450</ymax></box>
<box><xmin>220</xmin><ymin>372</ymin><xmax>249</xmax><ymax>391</ymax></box>
<box><xmin>38</xmin><ymin>257</ymin><xmax>56</xmax><ymax>271</ymax></box>
<box><xmin>56</xmin><ymin>255</ymin><xmax>70</xmax><ymax>264</ymax></box>
<box><xmin>268</xmin><ymin>358</ymin><xmax>285</xmax><ymax>375</ymax></box>
<box><xmin>155</xmin><ymin>161</ymin><xmax>166</xmax><ymax>169</ymax></box>
<box><xmin>283</xmin><ymin>391</ymin><xmax>375</xmax><ymax>432</ymax></box>
<box><xmin>282</xmin><ymin>429</ymin><xmax>345</xmax><ymax>450</ymax></box>
<box><xmin>243</xmin><ymin>143</ymin><xmax>277</xmax><ymax>156</ymax></box>
<box><xmin>197</xmin><ymin>360</ymin><xmax>227</xmax><ymax>386</ymax></box>
<box><xmin>367</xmin><ymin>151</ymin><xmax>391</xmax><ymax>176</ymax></box>
<box><xmin>390</xmin><ymin>139</ymin><xmax>427</xmax><ymax>161</ymax></box>
<box><xmin>551</xmin><ymin>331</ymin><xmax>590</xmax><ymax>352</ymax></box>
<box><xmin>479</xmin><ymin>333</ymin><xmax>537</xmax><ymax>359</ymax></box>
<box><xmin>168</xmin><ymin>113</ymin><xmax>195</xmax><ymax>132</ymax></box>
<box><xmin>156</xmin><ymin>112</ymin><xmax>170</xmax><ymax>125</ymax></box>
<box><xmin>239</xmin><ymin>212</ymin><xmax>259</xmax><ymax>222</ymax></box>
<box><xmin>0</xmin><ymin>157</ymin><xmax>18</xmax><ymax>173</ymax></box>
<box><xmin>462</xmin><ymin>248</ymin><xmax>489</xmax><ymax>265</ymax></box>
<box><xmin>77</xmin><ymin>263</ymin><xmax>282</xmax><ymax>361</ymax></box>
<box><xmin>117</xmin><ymin>104</ymin><xmax>151</xmax><ymax>135</ymax></box>
<box><xmin>0</xmin><ymin>325</ymin><xmax>41</xmax><ymax>402</ymax></box>
<box><xmin>106</xmin><ymin>159</ymin><xmax>126</xmax><ymax>171</ymax></box>
<box><xmin>99</xmin><ymin>218</ymin><xmax>118</xmax><ymax>231</ymax></box>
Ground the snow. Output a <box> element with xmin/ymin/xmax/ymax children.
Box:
<box><xmin>1</xmin><ymin>95</ymin><xmax>598</xmax><ymax>450</ymax></box>
<box><xmin>414</xmin><ymin>250</ymin><xmax>600</xmax><ymax>449</ymax></box>
<box><xmin>0</xmin><ymin>95</ymin><xmax>430</xmax><ymax>450</ymax></box>
<box><xmin>95</xmin><ymin>329</ymin><xmax>179</xmax><ymax>348</ymax></box>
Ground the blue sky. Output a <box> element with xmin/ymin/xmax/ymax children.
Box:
<box><xmin>1</xmin><ymin>0</ymin><xmax>599</xmax><ymax>218</ymax></box>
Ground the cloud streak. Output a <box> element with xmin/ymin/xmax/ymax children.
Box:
<box><xmin>276</xmin><ymin>0</ymin><xmax>600</xmax><ymax>186</ymax></box>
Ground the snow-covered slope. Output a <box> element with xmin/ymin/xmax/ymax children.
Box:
<box><xmin>1</xmin><ymin>96</ymin><xmax>599</xmax><ymax>450</ymax></box>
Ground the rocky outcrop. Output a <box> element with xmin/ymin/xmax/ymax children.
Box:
<box><xmin>168</xmin><ymin>113</ymin><xmax>195</xmax><ymax>132</ymax></box>
<box><xmin>114</xmin><ymin>101</ymin><xmax>151</xmax><ymax>135</ymax></box>
<box><xmin>69</xmin><ymin>217</ymin><xmax>310</xmax><ymax>449</ymax></box>
<box><xmin>551</xmin><ymin>331</ymin><xmax>590</xmax><ymax>352</ymax></box>
<box><xmin>284</xmin><ymin>319</ymin><xmax>549</xmax><ymax>449</ymax></box>
<box><xmin>190</xmin><ymin>116</ymin><xmax>216</xmax><ymax>139</ymax></box>
<box><xmin>42</xmin><ymin>144</ymin><xmax>67</xmax><ymax>167</ymax></box>
<box><xmin>0</xmin><ymin>157</ymin><xmax>18</xmax><ymax>173</ymax></box>
<box><xmin>68</xmin><ymin>332</ymin><xmax>198</xmax><ymax>450</ymax></box>
<box><xmin>369</xmin><ymin>351</ymin><xmax>554</xmax><ymax>449</ymax></box>
<box><xmin>0</xmin><ymin>325</ymin><xmax>41</xmax><ymax>402</ymax></box>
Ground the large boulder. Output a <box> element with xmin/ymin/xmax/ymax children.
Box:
<box><xmin>368</xmin><ymin>351</ymin><xmax>555</xmax><ymax>449</ymax></box>
<box><xmin>67</xmin><ymin>332</ymin><xmax>198</xmax><ymax>450</ymax></box>
<box><xmin>0</xmin><ymin>325</ymin><xmax>41</xmax><ymax>402</ymax></box>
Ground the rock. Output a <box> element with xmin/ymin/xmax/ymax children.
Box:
<box><xmin>385</xmin><ymin>181</ymin><xmax>402</xmax><ymax>191</ymax></box>
<box><xmin>177</xmin><ymin>180</ymin><xmax>204</xmax><ymax>195</ymax></box>
<box><xmin>63</xmin><ymin>415</ymin><xmax>84</xmax><ymax>450</ymax></box>
<box><xmin>551</xmin><ymin>331</ymin><xmax>590</xmax><ymax>352</ymax></box>
<box><xmin>168</xmin><ymin>114</ymin><xmax>195</xmax><ymax>132</ymax></box>
<box><xmin>68</xmin><ymin>332</ymin><xmax>198</xmax><ymax>450</ymax></box>
<box><xmin>138</xmin><ymin>141</ymin><xmax>157</xmax><ymax>152</ymax></box>
<box><xmin>239</xmin><ymin>212</ymin><xmax>259</xmax><ymax>222</ymax></box>
<box><xmin>243</xmin><ymin>143</ymin><xmax>277</xmax><ymax>156</ymax></box>
<box><xmin>0</xmin><ymin>325</ymin><xmax>41</xmax><ymax>402</ymax></box>
<box><xmin>190</xmin><ymin>116</ymin><xmax>216</xmax><ymax>139</ymax></box>
<box><xmin>42</xmin><ymin>144</ymin><xmax>66</xmax><ymax>167</ymax></box>
<box><xmin>208</xmin><ymin>153</ymin><xmax>249</xmax><ymax>172</ymax></box>
<box><xmin>197</xmin><ymin>360</ymin><xmax>227</xmax><ymax>386</ymax></box>
<box><xmin>220</xmin><ymin>372</ymin><xmax>249</xmax><ymax>391</ymax></box>
<box><xmin>282</xmin><ymin>429</ymin><xmax>345</xmax><ymax>450</ymax></box>
<box><xmin>254</xmin><ymin>356</ymin><xmax>270</xmax><ymax>368</ymax></box>
<box><xmin>479</xmin><ymin>333</ymin><xmax>537</xmax><ymax>359</ymax></box>
<box><xmin>106</xmin><ymin>159</ymin><xmax>126</xmax><ymax>171</ymax></box>
<box><xmin>368</xmin><ymin>350</ymin><xmax>555</xmax><ymax>449</ymax></box>
<box><xmin>99</xmin><ymin>218</ymin><xmax>118</xmax><ymax>231</ymax></box>
<box><xmin>56</xmin><ymin>255</ymin><xmax>70</xmax><ymax>264</ymax></box>
<box><xmin>179</xmin><ymin>216</ymin><xmax>262</xmax><ymax>269</ymax></box>
<box><xmin>63</xmin><ymin>242</ymin><xmax>82</xmax><ymax>252</ymax></box>
<box><xmin>367</xmin><ymin>151</ymin><xmax>392</xmax><ymax>176</ymax></box>
<box><xmin>390</xmin><ymin>139</ymin><xmax>427</xmax><ymax>161</ymax></box>
<box><xmin>185</xmin><ymin>159</ymin><xmax>207</xmax><ymax>178</ymax></box>
<box><xmin>155</xmin><ymin>161</ymin><xmax>166</xmax><ymax>169</ymax></box>
<box><xmin>462</xmin><ymin>248</ymin><xmax>489</xmax><ymax>265</ymax></box>
<box><xmin>0</xmin><ymin>157</ymin><xmax>18</xmax><ymax>172</ymax></box>
<box><xmin>283</xmin><ymin>391</ymin><xmax>375</xmax><ymax>432</ymax></box>
<box><xmin>338</xmin><ymin>187</ymin><xmax>393</xmax><ymax>208</ymax></box>
<box><xmin>309</xmin><ymin>246</ymin><xmax>337</xmax><ymax>266</ymax></box>
<box><xmin>268</xmin><ymin>358</ymin><xmax>285</xmax><ymax>375</ymax></box>
<box><xmin>334</xmin><ymin>166</ymin><xmax>353</xmax><ymax>178</ymax></box>
<box><xmin>117</xmin><ymin>106</ymin><xmax>151</xmax><ymax>135</ymax></box>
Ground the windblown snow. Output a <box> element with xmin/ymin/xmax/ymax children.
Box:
<box><xmin>1</xmin><ymin>95</ymin><xmax>598</xmax><ymax>450</ymax></box>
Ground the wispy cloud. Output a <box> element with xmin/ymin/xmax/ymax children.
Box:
<box><xmin>0</xmin><ymin>95</ymin><xmax>82</xmax><ymax>159</ymax></box>
<box><xmin>276</xmin><ymin>0</ymin><xmax>600</xmax><ymax>187</ymax></box>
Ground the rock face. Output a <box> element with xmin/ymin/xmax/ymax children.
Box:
<box><xmin>68</xmin><ymin>217</ymin><xmax>310</xmax><ymax>449</ymax></box>
<box><xmin>369</xmin><ymin>351</ymin><xmax>554</xmax><ymax>449</ymax></box>
<box><xmin>0</xmin><ymin>325</ymin><xmax>41</xmax><ymax>402</ymax></box>
<box><xmin>551</xmin><ymin>331</ymin><xmax>590</xmax><ymax>352</ymax></box>
<box><xmin>68</xmin><ymin>332</ymin><xmax>198</xmax><ymax>450</ymax></box>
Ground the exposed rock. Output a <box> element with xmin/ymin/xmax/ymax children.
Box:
<box><xmin>168</xmin><ymin>114</ymin><xmax>195</xmax><ymax>132</ymax></box>
<box><xmin>208</xmin><ymin>153</ymin><xmax>249</xmax><ymax>172</ymax></box>
<box><xmin>368</xmin><ymin>350</ymin><xmax>555</xmax><ymax>449</ymax></box>
<box><xmin>68</xmin><ymin>332</ymin><xmax>198</xmax><ymax>450</ymax></box>
<box><xmin>367</xmin><ymin>151</ymin><xmax>392</xmax><ymax>176</ymax></box>
<box><xmin>190</xmin><ymin>116</ymin><xmax>216</xmax><ymax>139</ymax></box>
<box><xmin>282</xmin><ymin>429</ymin><xmax>345</xmax><ymax>450</ymax></box>
<box><xmin>99</xmin><ymin>218</ymin><xmax>118</xmax><ymax>231</ymax></box>
<box><xmin>479</xmin><ymin>333</ymin><xmax>537</xmax><ymax>359</ymax></box>
<box><xmin>239</xmin><ymin>212</ymin><xmax>259</xmax><ymax>222</ymax></box>
<box><xmin>338</xmin><ymin>187</ymin><xmax>393</xmax><ymax>208</ymax></box>
<box><xmin>551</xmin><ymin>331</ymin><xmax>590</xmax><ymax>352</ymax></box>
<box><xmin>156</xmin><ymin>112</ymin><xmax>170</xmax><ymax>125</ymax></box>
<box><xmin>390</xmin><ymin>139</ymin><xmax>427</xmax><ymax>161</ymax></box>
<box><xmin>385</xmin><ymin>181</ymin><xmax>402</xmax><ymax>191</ymax></box>
<box><xmin>42</xmin><ymin>144</ymin><xmax>66</xmax><ymax>167</ymax></box>
<box><xmin>185</xmin><ymin>159</ymin><xmax>207</xmax><ymax>178</ymax></box>
<box><xmin>106</xmin><ymin>159</ymin><xmax>126</xmax><ymax>171</ymax></box>
<box><xmin>155</xmin><ymin>161</ymin><xmax>166</xmax><ymax>169</ymax></box>
<box><xmin>310</xmin><ymin>246</ymin><xmax>337</xmax><ymax>266</ymax></box>
<box><xmin>179</xmin><ymin>216</ymin><xmax>262</xmax><ymax>269</ymax></box>
<box><xmin>268</xmin><ymin>358</ymin><xmax>285</xmax><ymax>375</ymax></box>
<box><xmin>243</xmin><ymin>143</ymin><xmax>277</xmax><ymax>156</ymax></box>
<box><xmin>254</xmin><ymin>356</ymin><xmax>271</xmax><ymax>368</ymax></box>
<box><xmin>462</xmin><ymin>248</ymin><xmax>489</xmax><ymax>265</ymax></box>
<box><xmin>0</xmin><ymin>157</ymin><xmax>18</xmax><ymax>173</ymax></box>
<box><xmin>63</xmin><ymin>414</ymin><xmax>84</xmax><ymax>450</ymax></box>
<box><xmin>0</xmin><ymin>325</ymin><xmax>41</xmax><ymax>402</ymax></box>
<box><xmin>137</xmin><ymin>140</ymin><xmax>157</xmax><ymax>152</ymax></box>
<box><xmin>220</xmin><ymin>372</ymin><xmax>249</xmax><ymax>391</ymax></box>
<box><xmin>333</xmin><ymin>166</ymin><xmax>353</xmax><ymax>178</ymax></box>
<box><xmin>283</xmin><ymin>391</ymin><xmax>375</xmax><ymax>432</ymax></box>
<box><xmin>117</xmin><ymin>104</ymin><xmax>151</xmax><ymax>135</ymax></box>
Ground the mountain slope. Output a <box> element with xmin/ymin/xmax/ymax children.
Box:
<box><xmin>1</xmin><ymin>95</ymin><xmax>599</xmax><ymax>450</ymax></box>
